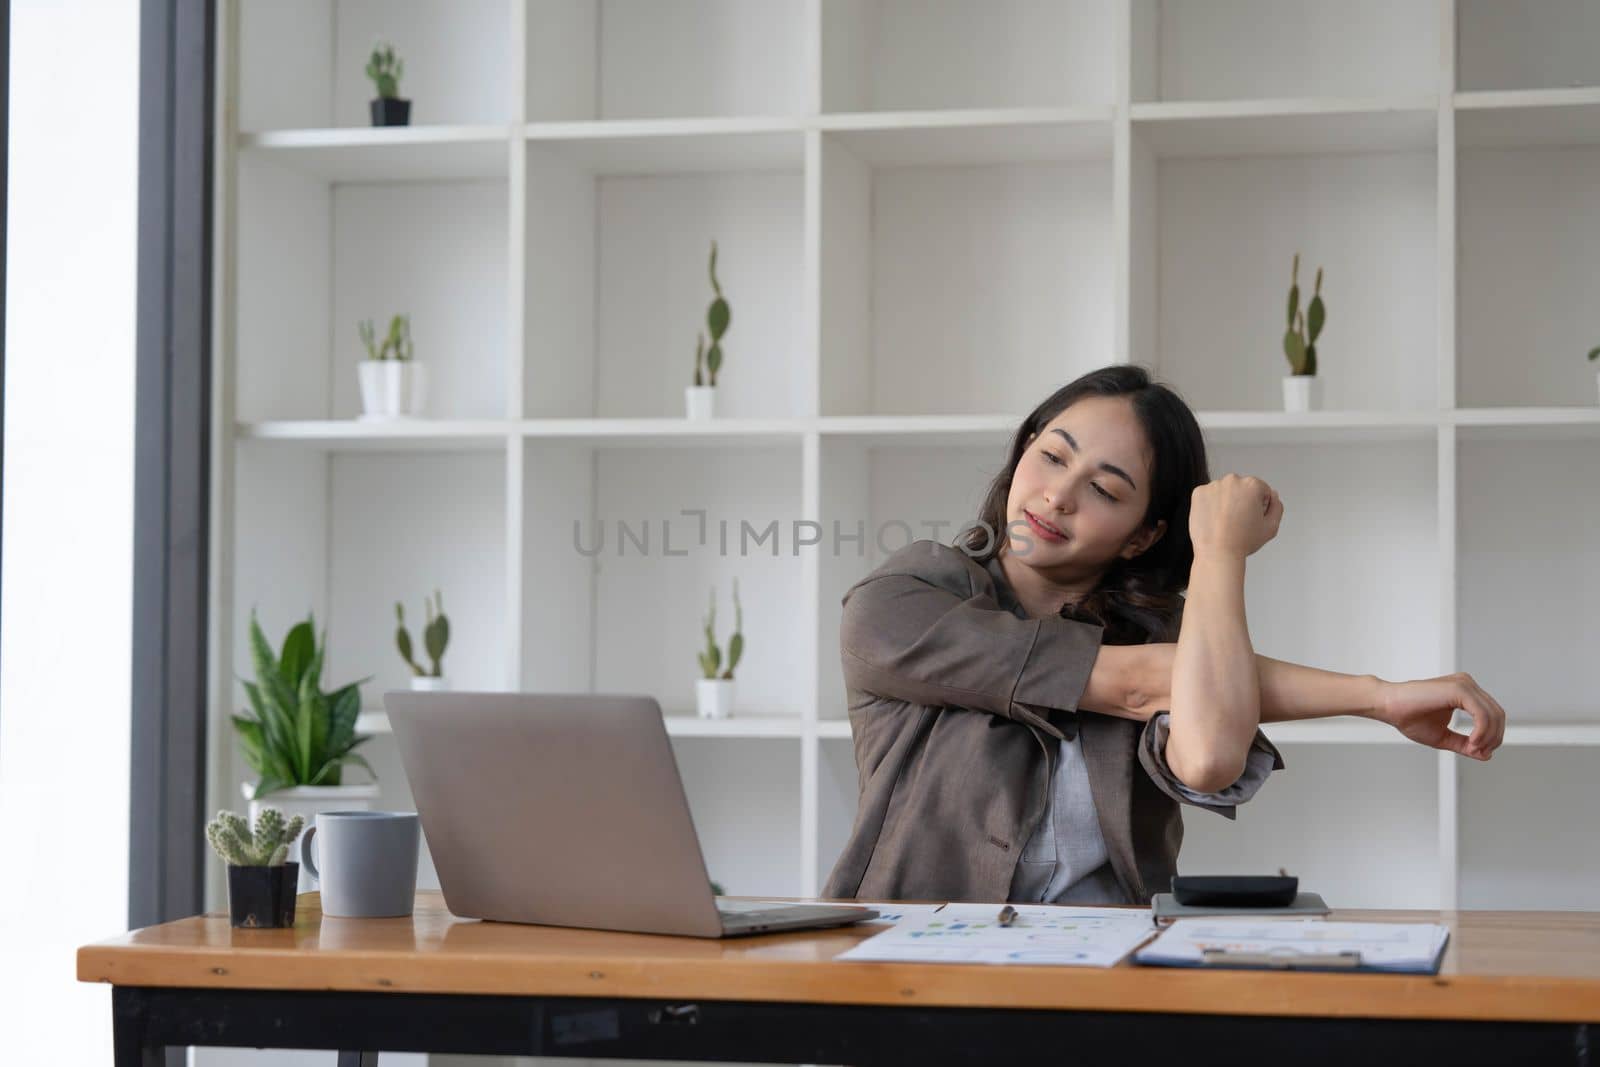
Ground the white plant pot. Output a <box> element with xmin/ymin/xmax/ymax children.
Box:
<box><xmin>241</xmin><ymin>781</ymin><xmax>382</xmax><ymax>894</ymax></box>
<box><xmin>696</xmin><ymin>678</ymin><xmax>735</xmax><ymax>719</ymax></box>
<box><xmin>1282</xmin><ymin>374</ymin><xmax>1321</xmax><ymax>413</ymax></box>
<box><xmin>409</xmin><ymin>675</ymin><xmax>451</xmax><ymax>692</ymax></box>
<box><xmin>685</xmin><ymin>385</ymin><xmax>717</xmax><ymax>420</ymax></box>
<box><xmin>358</xmin><ymin>361</ymin><xmax>428</xmax><ymax>419</ymax></box>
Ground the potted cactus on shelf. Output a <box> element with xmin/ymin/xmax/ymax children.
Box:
<box><xmin>696</xmin><ymin>579</ymin><xmax>743</xmax><ymax>719</ymax></box>
<box><xmin>396</xmin><ymin>590</ymin><xmax>451</xmax><ymax>691</ymax></box>
<box><xmin>366</xmin><ymin>42</ymin><xmax>410</xmax><ymax>126</ymax></box>
<box><xmin>685</xmin><ymin>240</ymin><xmax>731</xmax><ymax>420</ymax></box>
<box><xmin>357</xmin><ymin>313</ymin><xmax>427</xmax><ymax>419</ymax></box>
<box><xmin>233</xmin><ymin>611</ymin><xmax>379</xmax><ymax>891</ymax></box>
<box><xmin>207</xmin><ymin>807</ymin><xmax>305</xmax><ymax>928</ymax></box>
<box><xmin>1281</xmin><ymin>253</ymin><xmax>1327</xmax><ymax>413</ymax></box>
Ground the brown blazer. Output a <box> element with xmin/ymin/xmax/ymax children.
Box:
<box><xmin>820</xmin><ymin>540</ymin><xmax>1285</xmax><ymax>905</ymax></box>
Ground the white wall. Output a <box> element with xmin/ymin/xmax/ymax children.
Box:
<box><xmin>0</xmin><ymin>0</ymin><xmax>139</xmax><ymax>1061</ymax></box>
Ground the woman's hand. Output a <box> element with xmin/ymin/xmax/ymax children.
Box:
<box><xmin>1190</xmin><ymin>474</ymin><xmax>1284</xmax><ymax>560</ymax></box>
<box><xmin>1373</xmin><ymin>673</ymin><xmax>1507</xmax><ymax>760</ymax></box>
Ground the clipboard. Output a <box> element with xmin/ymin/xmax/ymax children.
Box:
<box><xmin>1133</xmin><ymin>920</ymin><xmax>1450</xmax><ymax>975</ymax></box>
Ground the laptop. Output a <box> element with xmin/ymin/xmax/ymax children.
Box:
<box><xmin>383</xmin><ymin>691</ymin><xmax>879</xmax><ymax>938</ymax></box>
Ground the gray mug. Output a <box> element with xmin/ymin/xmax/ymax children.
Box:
<box><xmin>301</xmin><ymin>811</ymin><xmax>420</xmax><ymax>918</ymax></box>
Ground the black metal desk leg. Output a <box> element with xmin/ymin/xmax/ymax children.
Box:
<box><xmin>336</xmin><ymin>1054</ymin><xmax>378</xmax><ymax>1067</ymax></box>
<box><xmin>111</xmin><ymin>991</ymin><xmax>170</xmax><ymax>1067</ymax></box>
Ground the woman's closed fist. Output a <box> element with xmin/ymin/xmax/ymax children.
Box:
<box><xmin>1190</xmin><ymin>474</ymin><xmax>1283</xmax><ymax>560</ymax></box>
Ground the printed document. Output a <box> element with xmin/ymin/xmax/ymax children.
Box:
<box><xmin>837</xmin><ymin>903</ymin><xmax>1158</xmax><ymax>966</ymax></box>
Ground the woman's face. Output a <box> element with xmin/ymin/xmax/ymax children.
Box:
<box><xmin>1003</xmin><ymin>395</ymin><xmax>1166</xmax><ymax>576</ymax></box>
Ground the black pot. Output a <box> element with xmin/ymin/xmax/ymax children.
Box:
<box><xmin>370</xmin><ymin>98</ymin><xmax>411</xmax><ymax>126</ymax></box>
<box><xmin>227</xmin><ymin>863</ymin><xmax>300</xmax><ymax>928</ymax></box>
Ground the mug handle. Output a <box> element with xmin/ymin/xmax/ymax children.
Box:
<box><xmin>301</xmin><ymin>825</ymin><xmax>320</xmax><ymax>881</ymax></box>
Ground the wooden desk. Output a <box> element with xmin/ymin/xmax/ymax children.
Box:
<box><xmin>80</xmin><ymin>892</ymin><xmax>1600</xmax><ymax>1066</ymax></box>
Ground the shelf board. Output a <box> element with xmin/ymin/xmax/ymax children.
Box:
<box><xmin>1260</xmin><ymin>720</ymin><xmax>1406</xmax><ymax>745</ymax></box>
<box><xmin>1132</xmin><ymin>97</ymin><xmax>1437</xmax><ymax>158</ymax></box>
<box><xmin>519</xmin><ymin>417</ymin><xmax>809</xmax><ymax>449</ymax></box>
<box><xmin>525</xmin><ymin>117</ymin><xmax>804</xmax><ymax>175</ymax></box>
<box><xmin>661</xmin><ymin>716</ymin><xmax>807</xmax><ymax>738</ymax></box>
<box><xmin>1456</xmin><ymin>88</ymin><xmax>1600</xmax><ymax>149</ymax></box>
<box><xmin>1261</xmin><ymin>720</ymin><xmax>1600</xmax><ymax>747</ymax></box>
<box><xmin>235</xmin><ymin>409</ymin><xmax>1600</xmax><ymax>452</ymax></box>
<box><xmin>1197</xmin><ymin>409</ymin><xmax>1439</xmax><ymax>445</ymax></box>
<box><xmin>818</xmin><ymin>107</ymin><xmax>1113</xmax><ymax>166</ymax></box>
<box><xmin>1452</xmin><ymin>407</ymin><xmax>1600</xmax><ymax>439</ymax></box>
<box><xmin>239</xmin><ymin>126</ymin><xmax>512</xmax><ymax>181</ymax></box>
<box><xmin>236</xmin><ymin>419</ymin><xmax>514</xmax><ymax>451</ymax></box>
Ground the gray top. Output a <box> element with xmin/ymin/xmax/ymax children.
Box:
<box><xmin>1009</xmin><ymin>714</ymin><xmax>1277</xmax><ymax>904</ymax></box>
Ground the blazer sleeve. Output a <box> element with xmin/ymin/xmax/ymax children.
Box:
<box><xmin>1136</xmin><ymin>712</ymin><xmax>1284</xmax><ymax>820</ymax></box>
<box><xmin>1133</xmin><ymin>595</ymin><xmax>1286</xmax><ymax>819</ymax></box>
<box><xmin>838</xmin><ymin>541</ymin><xmax>1106</xmax><ymax>741</ymax></box>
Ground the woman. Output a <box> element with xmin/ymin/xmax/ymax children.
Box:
<box><xmin>821</xmin><ymin>365</ymin><xmax>1507</xmax><ymax>905</ymax></box>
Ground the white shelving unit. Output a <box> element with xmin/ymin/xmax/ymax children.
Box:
<box><xmin>211</xmin><ymin>0</ymin><xmax>1600</xmax><ymax>934</ymax></box>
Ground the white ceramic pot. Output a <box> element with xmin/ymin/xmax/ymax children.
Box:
<box><xmin>358</xmin><ymin>361</ymin><xmax>428</xmax><ymax>419</ymax></box>
<box><xmin>696</xmin><ymin>677</ymin><xmax>735</xmax><ymax>719</ymax></box>
<box><xmin>685</xmin><ymin>384</ymin><xmax>716</xmax><ymax>420</ymax></box>
<box><xmin>409</xmin><ymin>675</ymin><xmax>451</xmax><ymax>692</ymax></box>
<box><xmin>241</xmin><ymin>781</ymin><xmax>382</xmax><ymax>893</ymax></box>
<box><xmin>1282</xmin><ymin>374</ymin><xmax>1321</xmax><ymax>413</ymax></box>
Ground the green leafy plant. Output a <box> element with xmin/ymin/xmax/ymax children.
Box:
<box><xmin>1282</xmin><ymin>253</ymin><xmax>1325</xmax><ymax>377</ymax></box>
<box><xmin>697</xmin><ymin>579</ymin><xmax>743</xmax><ymax>680</ymax></box>
<box><xmin>358</xmin><ymin>314</ymin><xmax>413</xmax><ymax>362</ymax></box>
<box><xmin>710</xmin><ymin>879</ymin><xmax>726</xmax><ymax>897</ymax></box>
<box><xmin>206</xmin><ymin>807</ymin><xmax>304</xmax><ymax>867</ymax></box>
<box><xmin>233</xmin><ymin>611</ymin><xmax>373</xmax><ymax>800</ymax></box>
<box><xmin>693</xmin><ymin>240</ymin><xmax>731</xmax><ymax>387</ymax></box>
<box><xmin>395</xmin><ymin>590</ymin><xmax>450</xmax><ymax>677</ymax></box>
<box><xmin>1588</xmin><ymin>344</ymin><xmax>1599</xmax><ymax>365</ymax></box>
<box><xmin>365</xmin><ymin>42</ymin><xmax>405</xmax><ymax>100</ymax></box>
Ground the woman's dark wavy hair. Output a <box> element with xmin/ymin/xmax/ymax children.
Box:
<box><xmin>960</xmin><ymin>365</ymin><xmax>1210</xmax><ymax>645</ymax></box>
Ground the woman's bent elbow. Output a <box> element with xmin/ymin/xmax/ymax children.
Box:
<box><xmin>1169</xmin><ymin>745</ymin><xmax>1247</xmax><ymax>795</ymax></box>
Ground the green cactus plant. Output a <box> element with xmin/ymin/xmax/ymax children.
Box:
<box><xmin>395</xmin><ymin>591</ymin><xmax>450</xmax><ymax>677</ymax></box>
<box><xmin>1588</xmin><ymin>345</ymin><xmax>1599</xmax><ymax>364</ymax></box>
<box><xmin>232</xmin><ymin>611</ymin><xmax>374</xmax><ymax>800</ymax></box>
<box><xmin>206</xmin><ymin>807</ymin><xmax>305</xmax><ymax>867</ymax></box>
<box><xmin>697</xmin><ymin>241</ymin><xmax>730</xmax><ymax>387</ymax></box>
<box><xmin>365</xmin><ymin>42</ymin><xmax>404</xmax><ymax>100</ymax></box>
<box><xmin>358</xmin><ymin>314</ymin><xmax>413</xmax><ymax>362</ymax></box>
<box><xmin>697</xmin><ymin>579</ymin><xmax>743</xmax><ymax>680</ymax></box>
<box><xmin>1283</xmin><ymin>253</ymin><xmax>1325</xmax><ymax>377</ymax></box>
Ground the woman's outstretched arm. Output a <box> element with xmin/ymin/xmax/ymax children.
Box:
<box><xmin>1122</xmin><ymin>644</ymin><xmax>1382</xmax><ymax>725</ymax></box>
<box><xmin>1124</xmin><ymin>645</ymin><xmax>1506</xmax><ymax>760</ymax></box>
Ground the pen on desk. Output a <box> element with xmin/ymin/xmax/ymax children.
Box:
<box><xmin>996</xmin><ymin>905</ymin><xmax>1017</xmax><ymax>927</ymax></box>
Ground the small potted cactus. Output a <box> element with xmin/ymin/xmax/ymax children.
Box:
<box><xmin>696</xmin><ymin>579</ymin><xmax>743</xmax><ymax>719</ymax></box>
<box><xmin>357</xmin><ymin>313</ymin><xmax>427</xmax><ymax>418</ymax></box>
<box><xmin>1281</xmin><ymin>253</ymin><xmax>1326</xmax><ymax>413</ymax></box>
<box><xmin>685</xmin><ymin>240</ymin><xmax>730</xmax><ymax>420</ymax></box>
<box><xmin>207</xmin><ymin>807</ymin><xmax>305</xmax><ymax>928</ymax></box>
<box><xmin>366</xmin><ymin>42</ymin><xmax>410</xmax><ymax>127</ymax></box>
<box><xmin>1589</xmin><ymin>344</ymin><xmax>1599</xmax><ymax>404</ymax></box>
<box><xmin>396</xmin><ymin>590</ymin><xmax>451</xmax><ymax>691</ymax></box>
